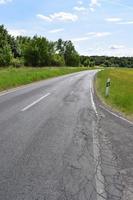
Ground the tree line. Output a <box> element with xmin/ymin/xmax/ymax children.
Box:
<box><xmin>0</xmin><ymin>25</ymin><xmax>80</xmax><ymax>67</ymax></box>
<box><xmin>80</xmin><ymin>55</ymin><xmax>133</xmax><ymax>68</ymax></box>
<box><xmin>0</xmin><ymin>25</ymin><xmax>133</xmax><ymax>68</ymax></box>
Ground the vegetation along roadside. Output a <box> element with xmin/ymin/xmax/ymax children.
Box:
<box><xmin>95</xmin><ymin>68</ymin><xmax>133</xmax><ymax>120</ymax></box>
<box><xmin>0</xmin><ymin>67</ymin><xmax>94</xmax><ymax>92</ymax></box>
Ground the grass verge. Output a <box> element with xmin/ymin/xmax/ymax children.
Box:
<box><xmin>0</xmin><ymin>67</ymin><xmax>93</xmax><ymax>92</ymax></box>
<box><xmin>96</xmin><ymin>68</ymin><xmax>133</xmax><ymax>119</ymax></box>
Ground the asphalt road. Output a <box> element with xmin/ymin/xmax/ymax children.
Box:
<box><xmin>0</xmin><ymin>70</ymin><xmax>132</xmax><ymax>200</ymax></box>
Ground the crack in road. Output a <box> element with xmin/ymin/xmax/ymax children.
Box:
<box><xmin>96</xmin><ymin>113</ymin><xmax>125</xmax><ymax>200</ymax></box>
<box><xmin>58</xmin><ymin>108</ymin><xmax>98</xmax><ymax>200</ymax></box>
<box><xmin>0</xmin><ymin>71</ymin><xmax>132</xmax><ymax>200</ymax></box>
<box><xmin>58</xmin><ymin>107</ymin><xmax>126</xmax><ymax>200</ymax></box>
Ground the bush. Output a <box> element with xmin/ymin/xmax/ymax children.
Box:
<box><xmin>11</xmin><ymin>58</ymin><xmax>24</xmax><ymax>68</ymax></box>
<box><xmin>65</xmin><ymin>53</ymin><xmax>80</xmax><ymax>67</ymax></box>
<box><xmin>51</xmin><ymin>54</ymin><xmax>65</xmax><ymax>66</ymax></box>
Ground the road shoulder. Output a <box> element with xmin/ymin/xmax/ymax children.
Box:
<box><xmin>92</xmin><ymin>76</ymin><xmax>133</xmax><ymax>200</ymax></box>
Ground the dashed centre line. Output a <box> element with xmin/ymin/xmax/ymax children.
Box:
<box><xmin>21</xmin><ymin>93</ymin><xmax>50</xmax><ymax>112</ymax></box>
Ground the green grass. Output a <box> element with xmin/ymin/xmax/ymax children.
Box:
<box><xmin>96</xmin><ymin>68</ymin><xmax>133</xmax><ymax>118</ymax></box>
<box><xmin>0</xmin><ymin>67</ymin><xmax>93</xmax><ymax>91</ymax></box>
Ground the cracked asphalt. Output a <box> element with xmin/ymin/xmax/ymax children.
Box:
<box><xmin>0</xmin><ymin>70</ymin><xmax>132</xmax><ymax>200</ymax></box>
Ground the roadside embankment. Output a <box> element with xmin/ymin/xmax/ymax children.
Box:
<box><xmin>95</xmin><ymin>68</ymin><xmax>133</xmax><ymax>120</ymax></box>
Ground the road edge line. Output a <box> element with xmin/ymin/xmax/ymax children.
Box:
<box><xmin>90</xmin><ymin>80</ymin><xmax>98</xmax><ymax>116</ymax></box>
<box><xmin>90</xmin><ymin>79</ymin><xmax>107</xmax><ymax>200</ymax></box>
<box><xmin>99</xmin><ymin>105</ymin><xmax>133</xmax><ymax>125</ymax></box>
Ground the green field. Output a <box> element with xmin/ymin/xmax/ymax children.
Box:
<box><xmin>0</xmin><ymin>67</ymin><xmax>92</xmax><ymax>92</ymax></box>
<box><xmin>96</xmin><ymin>68</ymin><xmax>133</xmax><ymax>118</ymax></box>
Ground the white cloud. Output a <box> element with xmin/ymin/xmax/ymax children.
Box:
<box><xmin>37</xmin><ymin>12</ymin><xmax>78</xmax><ymax>22</ymax></box>
<box><xmin>0</xmin><ymin>0</ymin><xmax>12</xmax><ymax>4</ymax></box>
<box><xmin>107</xmin><ymin>46</ymin><xmax>133</xmax><ymax>57</ymax></box>
<box><xmin>109</xmin><ymin>45</ymin><xmax>125</xmax><ymax>50</ymax></box>
<box><xmin>105</xmin><ymin>18</ymin><xmax>133</xmax><ymax>25</ymax></box>
<box><xmin>74</xmin><ymin>6</ymin><xmax>86</xmax><ymax>11</ymax></box>
<box><xmin>90</xmin><ymin>0</ymin><xmax>100</xmax><ymax>7</ymax></box>
<box><xmin>87</xmin><ymin>32</ymin><xmax>96</xmax><ymax>35</ymax></box>
<box><xmin>37</xmin><ymin>14</ymin><xmax>52</xmax><ymax>22</ymax></box>
<box><xmin>87</xmin><ymin>32</ymin><xmax>111</xmax><ymax>37</ymax></box>
<box><xmin>90</xmin><ymin>7</ymin><xmax>95</xmax><ymax>12</ymax></box>
<box><xmin>78</xmin><ymin>1</ymin><xmax>83</xmax><ymax>5</ymax></box>
<box><xmin>49</xmin><ymin>28</ymin><xmax>64</xmax><ymax>33</ymax></box>
<box><xmin>89</xmin><ymin>0</ymin><xmax>101</xmax><ymax>11</ymax></box>
<box><xmin>105</xmin><ymin>17</ymin><xmax>122</xmax><ymax>22</ymax></box>
<box><xmin>118</xmin><ymin>21</ymin><xmax>133</xmax><ymax>25</ymax></box>
<box><xmin>85</xmin><ymin>45</ymin><xmax>133</xmax><ymax>57</ymax></box>
<box><xmin>71</xmin><ymin>32</ymin><xmax>111</xmax><ymax>44</ymax></box>
<box><xmin>95</xmin><ymin>32</ymin><xmax>111</xmax><ymax>37</ymax></box>
<box><xmin>72</xmin><ymin>37</ymin><xmax>90</xmax><ymax>42</ymax></box>
<box><xmin>9</xmin><ymin>29</ymin><xmax>27</xmax><ymax>37</ymax></box>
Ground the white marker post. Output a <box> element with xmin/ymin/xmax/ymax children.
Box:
<box><xmin>105</xmin><ymin>78</ymin><xmax>111</xmax><ymax>97</ymax></box>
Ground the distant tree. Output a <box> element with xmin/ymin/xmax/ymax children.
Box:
<box><xmin>80</xmin><ymin>55</ymin><xmax>133</xmax><ymax>68</ymax></box>
<box><xmin>56</xmin><ymin>39</ymin><xmax>80</xmax><ymax>66</ymax></box>
<box><xmin>90</xmin><ymin>61</ymin><xmax>95</xmax><ymax>67</ymax></box>
<box><xmin>64</xmin><ymin>41</ymin><xmax>80</xmax><ymax>66</ymax></box>
<box><xmin>83</xmin><ymin>58</ymin><xmax>90</xmax><ymax>67</ymax></box>
<box><xmin>56</xmin><ymin>39</ymin><xmax>65</xmax><ymax>56</ymax></box>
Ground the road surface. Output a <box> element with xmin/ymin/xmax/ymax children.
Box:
<box><xmin>0</xmin><ymin>70</ymin><xmax>132</xmax><ymax>200</ymax></box>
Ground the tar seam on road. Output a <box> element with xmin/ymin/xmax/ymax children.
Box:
<box><xmin>21</xmin><ymin>93</ymin><xmax>50</xmax><ymax>112</ymax></box>
<box><xmin>0</xmin><ymin>88</ymin><xmax>24</xmax><ymax>97</ymax></box>
<box><xmin>90</xmin><ymin>79</ymin><xmax>107</xmax><ymax>200</ymax></box>
<box><xmin>0</xmin><ymin>83</ymin><xmax>40</xmax><ymax>98</ymax></box>
<box><xmin>99</xmin><ymin>105</ymin><xmax>133</xmax><ymax>125</ymax></box>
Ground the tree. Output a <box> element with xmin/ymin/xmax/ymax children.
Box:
<box><xmin>56</xmin><ymin>39</ymin><xmax>65</xmax><ymax>56</ymax></box>
<box><xmin>83</xmin><ymin>58</ymin><xmax>90</xmax><ymax>67</ymax></box>
<box><xmin>0</xmin><ymin>25</ymin><xmax>12</xmax><ymax>66</ymax></box>
<box><xmin>24</xmin><ymin>36</ymin><xmax>55</xmax><ymax>66</ymax></box>
<box><xmin>51</xmin><ymin>54</ymin><xmax>65</xmax><ymax>66</ymax></box>
<box><xmin>56</xmin><ymin>40</ymin><xmax>80</xmax><ymax>66</ymax></box>
<box><xmin>104</xmin><ymin>60</ymin><xmax>111</xmax><ymax>67</ymax></box>
<box><xmin>0</xmin><ymin>24</ymin><xmax>133</xmax><ymax>68</ymax></box>
<box><xmin>8</xmin><ymin>35</ymin><xmax>21</xmax><ymax>58</ymax></box>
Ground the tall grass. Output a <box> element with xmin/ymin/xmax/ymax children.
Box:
<box><xmin>0</xmin><ymin>67</ymin><xmax>92</xmax><ymax>91</ymax></box>
<box><xmin>96</xmin><ymin>68</ymin><xmax>133</xmax><ymax>117</ymax></box>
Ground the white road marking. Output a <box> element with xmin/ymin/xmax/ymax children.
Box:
<box><xmin>21</xmin><ymin>93</ymin><xmax>50</xmax><ymax>112</ymax></box>
<box><xmin>90</xmin><ymin>80</ymin><xmax>98</xmax><ymax>116</ymax></box>
<box><xmin>100</xmin><ymin>105</ymin><xmax>133</xmax><ymax>125</ymax></box>
<box><xmin>90</xmin><ymin>79</ymin><xmax>107</xmax><ymax>200</ymax></box>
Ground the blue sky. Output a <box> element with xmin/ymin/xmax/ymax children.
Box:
<box><xmin>0</xmin><ymin>0</ymin><xmax>133</xmax><ymax>56</ymax></box>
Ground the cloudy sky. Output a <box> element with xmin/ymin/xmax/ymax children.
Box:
<box><xmin>0</xmin><ymin>0</ymin><xmax>133</xmax><ymax>56</ymax></box>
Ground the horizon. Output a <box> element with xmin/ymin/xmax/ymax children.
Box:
<box><xmin>0</xmin><ymin>0</ymin><xmax>133</xmax><ymax>57</ymax></box>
